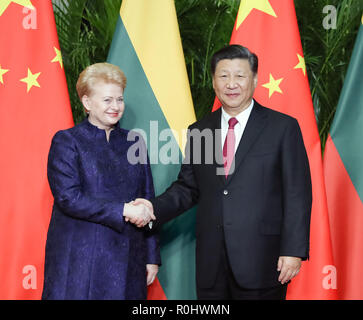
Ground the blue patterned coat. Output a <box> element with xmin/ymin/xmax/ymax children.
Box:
<box><xmin>42</xmin><ymin>119</ymin><xmax>160</xmax><ymax>300</ymax></box>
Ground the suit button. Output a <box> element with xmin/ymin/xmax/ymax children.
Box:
<box><xmin>223</xmin><ymin>190</ymin><xmax>228</xmax><ymax>195</ymax></box>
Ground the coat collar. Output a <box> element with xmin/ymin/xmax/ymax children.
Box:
<box><xmin>80</xmin><ymin>117</ymin><xmax>122</xmax><ymax>137</ymax></box>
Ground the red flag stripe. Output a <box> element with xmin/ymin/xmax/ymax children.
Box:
<box><xmin>147</xmin><ymin>277</ymin><xmax>167</xmax><ymax>300</ymax></box>
<box><xmin>324</xmin><ymin>135</ymin><xmax>363</xmax><ymax>299</ymax></box>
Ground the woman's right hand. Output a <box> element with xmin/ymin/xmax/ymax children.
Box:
<box><xmin>123</xmin><ymin>201</ymin><xmax>155</xmax><ymax>227</ymax></box>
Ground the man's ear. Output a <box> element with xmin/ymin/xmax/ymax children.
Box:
<box><xmin>81</xmin><ymin>95</ymin><xmax>91</xmax><ymax>113</ymax></box>
<box><xmin>253</xmin><ymin>74</ymin><xmax>258</xmax><ymax>88</ymax></box>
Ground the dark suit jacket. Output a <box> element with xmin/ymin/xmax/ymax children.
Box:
<box><xmin>151</xmin><ymin>100</ymin><xmax>312</xmax><ymax>289</ymax></box>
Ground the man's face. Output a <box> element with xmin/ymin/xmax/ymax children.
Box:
<box><xmin>212</xmin><ymin>58</ymin><xmax>257</xmax><ymax>115</ymax></box>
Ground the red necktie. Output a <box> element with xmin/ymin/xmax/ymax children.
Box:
<box><xmin>223</xmin><ymin>117</ymin><xmax>238</xmax><ymax>178</ymax></box>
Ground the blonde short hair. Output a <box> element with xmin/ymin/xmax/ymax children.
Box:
<box><xmin>76</xmin><ymin>62</ymin><xmax>127</xmax><ymax>100</ymax></box>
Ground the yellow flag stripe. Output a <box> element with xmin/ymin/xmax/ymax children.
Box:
<box><xmin>120</xmin><ymin>0</ymin><xmax>196</xmax><ymax>152</ymax></box>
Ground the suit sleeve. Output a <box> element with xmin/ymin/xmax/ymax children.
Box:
<box><xmin>280</xmin><ymin>119</ymin><xmax>312</xmax><ymax>260</ymax></box>
<box><xmin>47</xmin><ymin>131</ymin><xmax>125</xmax><ymax>233</ymax></box>
<box><xmin>151</xmin><ymin>125</ymin><xmax>199</xmax><ymax>227</ymax></box>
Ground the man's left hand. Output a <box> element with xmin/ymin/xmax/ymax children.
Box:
<box><xmin>277</xmin><ymin>256</ymin><xmax>302</xmax><ymax>284</ymax></box>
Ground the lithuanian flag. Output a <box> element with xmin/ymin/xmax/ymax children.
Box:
<box><xmin>324</xmin><ymin>16</ymin><xmax>363</xmax><ymax>299</ymax></box>
<box><xmin>107</xmin><ymin>0</ymin><xmax>197</xmax><ymax>299</ymax></box>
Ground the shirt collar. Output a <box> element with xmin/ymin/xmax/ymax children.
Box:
<box><xmin>221</xmin><ymin>99</ymin><xmax>254</xmax><ymax>125</ymax></box>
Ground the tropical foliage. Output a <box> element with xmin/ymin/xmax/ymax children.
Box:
<box><xmin>53</xmin><ymin>0</ymin><xmax>122</xmax><ymax>124</ymax></box>
<box><xmin>53</xmin><ymin>0</ymin><xmax>362</xmax><ymax>149</ymax></box>
<box><xmin>295</xmin><ymin>0</ymin><xmax>362</xmax><ymax>149</ymax></box>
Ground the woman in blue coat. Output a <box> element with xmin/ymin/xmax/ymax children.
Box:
<box><xmin>42</xmin><ymin>63</ymin><xmax>160</xmax><ymax>300</ymax></box>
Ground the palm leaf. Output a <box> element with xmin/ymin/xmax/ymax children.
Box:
<box><xmin>53</xmin><ymin>0</ymin><xmax>122</xmax><ymax>123</ymax></box>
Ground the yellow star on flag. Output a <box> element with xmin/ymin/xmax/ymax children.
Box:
<box><xmin>0</xmin><ymin>0</ymin><xmax>34</xmax><ymax>16</ymax></box>
<box><xmin>294</xmin><ymin>53</ymin><xmax>306</xmax><ymax>76</ymax></box>
<box><xmin>51</xmin><ymin>47</ymin><xmax>63</xmax><ymax>69</ymax></box>
<box><xmin>236</xmin><ymin>0</ymin><xmax>277</xmax><ymax>29</ymax></box>
<box><xmin>20</xmin><ymin>68</ymin><xmax>41</xmax><ymax>93</ymax></box>
<box><xmin>0</xmin><ymin>65</ymin><xmax>9</xmax><ymax>84</ymax></box>
<box><xmin>262</xmin><ymin>73</ymin><xmax>283</xmax><ymax>98</ymax></box>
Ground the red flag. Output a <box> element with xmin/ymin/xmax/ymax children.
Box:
<box><xmin>213</xmin><ymin>0</ymin><xmax>337</xmax><ymax>299</ymax></box>
<box><xmin>0</xmin><ymin>0</ymin><xmax>73</xmax><ymax>299</ymax></box>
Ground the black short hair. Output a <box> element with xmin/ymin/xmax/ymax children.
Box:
<box><xmin>210</xmin><ymin>44</ymin><xmax>258</xmax><ymax>75</ymax></box>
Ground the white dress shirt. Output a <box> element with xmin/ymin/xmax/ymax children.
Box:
<box><xmin>221</xmin><ymin>100</ymin><xmax>254</xmax><ymax>154</ymax></box>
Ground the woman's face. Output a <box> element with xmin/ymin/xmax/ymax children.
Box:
<box><xmin>82</xmin><ymin>81</ymin><xmax>124</xmax><ymax>130</ymax></box>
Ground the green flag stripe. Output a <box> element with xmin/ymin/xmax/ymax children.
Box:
<box><xmin>107</xmin><ymin>17</ymin><xmax>196</xmax><ymax>299</ymax></box>
<box><xmin>330</xmin><ymin>24</ymin><xmax>363</xmax><ymax>202</ymax></box>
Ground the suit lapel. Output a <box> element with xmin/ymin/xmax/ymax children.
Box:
<box><xmin>226</xmin><ymin>102</ymin><xmax>268</xmax><ymax>184</ymax></box>
<box><xmin>205</xmin><ymin>109</ymin><xmax>226</xmax><ymax>185</ymax></box>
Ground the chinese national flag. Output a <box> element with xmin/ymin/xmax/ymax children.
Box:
<box><xmin>0</xmin><ymin>0</ymin><xmax>73</xmax><ymax>299</ymax></box>
<box><xmin>213</xmin><ymin>0</ymin><xmax>337</xmax><ymax>299</ymax></box>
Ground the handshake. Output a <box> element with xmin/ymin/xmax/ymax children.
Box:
<box><xmin>123</xmin><ymin>198</ymin><xmax>155</xmax><ymax>228</ymax></box>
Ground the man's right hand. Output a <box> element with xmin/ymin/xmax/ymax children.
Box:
<box><xmin>133</xmin><ymin>198</ymin><xmax>154</xmax><ymax>213</ymax></box>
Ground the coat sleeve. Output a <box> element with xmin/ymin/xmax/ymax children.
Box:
<box><xmin>279</xmin><ymin>118</ymin><xmax>312</xmax><ymax>260</ymax></box>
<box><xmin>151</xmin><ymin>125</ymin><xmax>199</xmax><ymax>227</ymax></box>
<box><xmin>47</xmin><ymin>130</ymin><xmax>126</xmax><ymax>233</ymax></box>
<box><xmin>140</xmin><ymin>139</ymin><xmax>161</xmax><ymax>265</ymax></box>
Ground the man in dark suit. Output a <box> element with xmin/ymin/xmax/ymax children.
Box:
<box><xmin>132</xmin><ymin>45</ymin><xmax>312</xmax><ymax>300</ymax></box>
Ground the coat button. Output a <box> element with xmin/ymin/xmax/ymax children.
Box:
<box><xmin>223</xmin><ymin>190</ymin><xmax>228</xmax><ymax>195</ymax></box>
